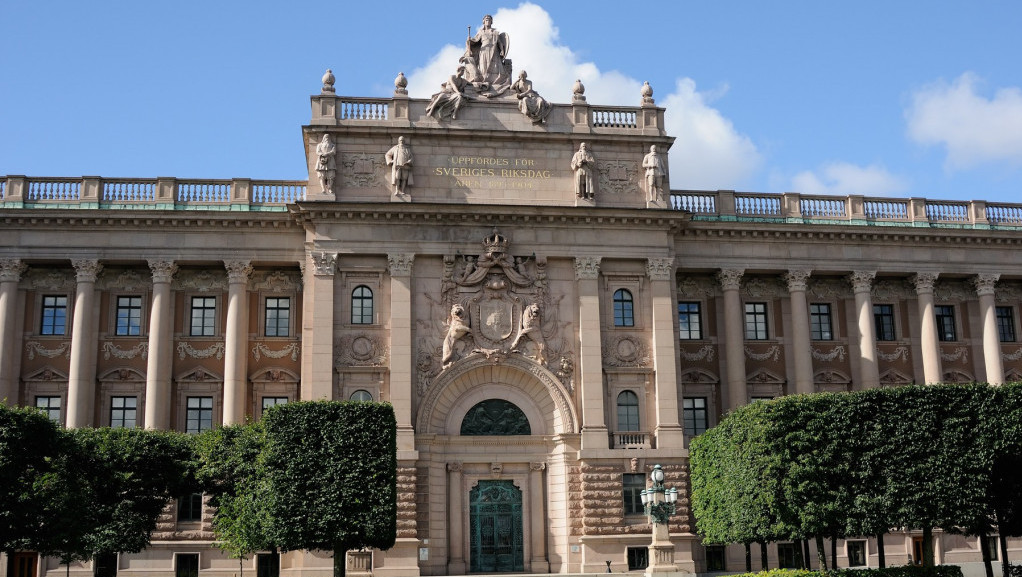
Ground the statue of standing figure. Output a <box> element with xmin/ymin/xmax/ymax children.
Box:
<box><xmin>385</xmin><ymin>136</ymin><xmax>413</xmax><ymax>196</ymax></box>
<box><xmin>570</xmin><ymin>142</ymin><xmax>597</xmax><ymax>200</ymax></box>
<box><xmin>315</xmin><ymin>134</ymin><xmax>336</xmax><ymax>194</ymax></box>
<box><xmin>463</xmin><ymin>14</ymin><xmax>511</xmax><ymax>96</ymax></box>
<box><xmin>642</xmin><ymin>145</ymin><xmax>666</xmax><ymax>203</ymax></box>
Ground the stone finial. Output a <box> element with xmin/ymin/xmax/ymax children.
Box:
<box><xmin>321</xmin><ymin>69</ymin><xmax>336</xmax><ymax>94</ymax></box>
<box><xmin>394</xmin><ymin>72</ymin><xmax>408</xmax><ymax>95</ymax></box>
<box><xmin>641</xmin><ymin>81</ymin><xmax>654</xmax><ymax>105</ymax></box>
<box><xmin>572</xmin><ymin>79</ymin><xmax>586</xmax><ymax>103</ymax></box>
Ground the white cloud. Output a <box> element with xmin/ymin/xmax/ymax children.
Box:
<box><xmin>790</xmin><ymin>162</ymin><xmax>908</xmax><ymax>196</ymax></box>
<box><xmin>406</xmin><ymin>2</ymin><xmax>761</xmax><ymax>190</ymax></box>
<box><xmin>906</xmin><ymin>73</ymin><xmax>1022</xmax><ymax>171</ymax></box>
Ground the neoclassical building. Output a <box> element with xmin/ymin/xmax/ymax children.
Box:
<box><xmin>3</xmin><ymin>19</ymin><xmax>1022</xmax><ymax>577</ymax></box>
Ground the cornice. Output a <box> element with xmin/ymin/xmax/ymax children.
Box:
<box><xmin>679</xmin><ymin>223</ymin><xmax>1022</xmax><ymax>246</ymax></box>
<box><xmin>0</xmin><ymin>210</ymin><xmax>300</xmax><ymax>231</ymax></box>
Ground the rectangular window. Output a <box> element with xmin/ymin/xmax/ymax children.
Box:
<box><xmin>847</xmin><ymin>540</ymin><xmax>867</xmax><ymax>567</ymax></box>
<box><xmin>264</xmin><ymin>297</ymin><xmax>290</xmax><ymax>337</ymax></box>
<box><xmin>94</xmin><ymin>553</ymin><xmax>118</xmax><ymax>577</ymax></box>
<box><xmin>115</xmin><ymin>296</ymin><xmax>143</xmax><ymax>336</ymax></box>
<box><xmin>256</xmin><ymin>552</ymin><xmax>281</xmax><ymax>577</ymax></box>
<box><xmin>778</xmin><ymin>543</ymin><xmax>802</xmax><ymax>569</ymax></box>
<box><xmin>936</xmin><ymin>305</ymin><xmax>957</xmax><ymax>342</ymax></box>
<box><xmin>261</xmin><ymin>396</ymin><xmax>288</xmax><ymax>416</ymax></box>
<box><xmin>809</xmin><ymin>303</ymin><xmax>833</xmax><ymax>340</ymax></box>
<box><xmin>744</xmin><ymin>302</ymin><xmax>768</xmax><ymax>340</ymax></box>
<box><xmin>41</xmin><ymin>295</ymin><xmax>68</xmax><ymax>335</ymax></box>
<box><xmin>177</xmin><ymin>493</ymin><xmax>203</xmax><ymax>522</ymax></box>
<box><xmin>175</xmin><ymin>553</ymin><xmax>199</xmax><ymax>577</ymax></box>
<box><xmin>874</xmin><ymin>304</ymin><xmax>896</xmax><ymax>341</ymax></box>
<box><xmin>678</xmin><ymin>302</ymin><xmax>703</xmax><ymax>340</ymax></box>
<box><xmin>190</xmin><ymin>296</ymin><xmax>216</xmax><ymax>337</ymax></box>
<box><xmin>110</xmin><ymin>396</ymin><xmax>137</xmax><ymax>428</ymax></box>
<box><xmin>36</xmin><ymin>396</ymin><xmax>62</xmax><ymax>423</ymax></box>
<box><xmin>622</xmin><ymin>473</ymin><xmax>645</xmax><ymax>515</ymax></box>
<box><xmin>683</xmin><ymin>397</ymin><xmax>708</xmax><ymax>438</ymax></box>
<box><xmin>706</xmin><ymin>545</ymin><xmax>726</xmax><ymax>572</ymax></box>
<box><xmin>626</xmin><ymin>547</ymin><xmax>648</xmax><ymax>571</ymax></box>
<box><xmin>185</xmin><ymin>396</ymin><xmax>213</xmax><ymax>434</ymax></box>
<box><xmin>996</xmin><ymin>306</ymin><xmax>1016</xmax><ymax>343</ymax></box>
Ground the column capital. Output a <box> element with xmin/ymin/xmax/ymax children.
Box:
<box><xmin>224</xmin><ymin>260</ymin><xmax>253</xmax><ymax>284</ymax></box>
<box><xmin>646</xmin><ymin>258</ymin><xmax>674</xmax><ymax>281</ymax></box>
<box><xmin>446</xmin><ymin>461</ymin><xmax>463</xmax><ymax>473</ymax></box>
<box><xmin>973</xmin><ymin>273</ymin><xmax>1000</xmax><ymax>297</ymax></box>
<box><xmin>147</xmin><ymin>260</ymin><xmax>178</xmax><ymax>284</ymax></box>
<box><xmin>911</xmin><ymin>272</ymin><xmax>940</xmax><ymax>294</ymax></box>
<box><xmin>716</xmin><ymin>268</ymin><xmax>745</xmax><ymax>291</ymax></box>
<box><xmin>530</xmin><ymin>462</ymin><xmax>547</xmax><ymax>472</ymax></box>
<box><xmin>784</xmin><ymin>268</ymin><xmax>812</xmax><ymax>292</ymax></box>
<box><xmin>847</xmin><ymin>270</ymin><xmax>877</xmax><ymax>293</ymax></box>
<box><xmin>0</xmin><ymin>259</ymin><xmax>28</xmax><ymax>283</ymax></box>
<box><xmin>72</xmin><ymin>259</ymin><xmax>103</xmax><ymax>283</ymax></box>
<box><xmin>310</xmin><ymin>251</ymin><xmax>337</xmax><ymax>276</ymax></box>
<box><xmin>574</xmin><ymin>256</ymin><xmax>601</xmax><ymax>280</ymax></box>
<box><xmin>387</xmin><ymin>253</ymin><xmax>415</xmax><ymax>277</ymax></box>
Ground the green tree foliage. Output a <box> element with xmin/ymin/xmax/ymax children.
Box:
<box><xmin>262</xmin><ymin>401</ymin><xmax>397</xmax><ymax>577</ymax></box>
<box><xmin>0</xmin><ymin>404</ymin><xmax>64</xmax><ymax>554</ymax></box>
<box><xmin>195</xmin><ymin>422</ymin><xmax>273</xmax><ymax>561</ymax></box>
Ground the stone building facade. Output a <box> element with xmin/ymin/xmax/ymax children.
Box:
<box><xmin>3</xmin><ymin>22</ymin><xmax>1022</xmax><ymax>577</ymax></box>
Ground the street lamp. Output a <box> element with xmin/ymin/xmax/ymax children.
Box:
<box><xmin>642</xmin><ymin>464</ymin><xmax>680</xmax><ymax>576</ymax></box>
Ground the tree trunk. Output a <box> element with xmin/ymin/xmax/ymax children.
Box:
<box><xmin>803</xmin><ymin>539</ymin><xmax>812</xmax><ymax>570</ymax></box>
<box><xmin>760</xmin><ymin>541</ymin><xmax>768</xmax><ymax>571</ymax></box>
<box><xmin>745</xmin><ymin>542</ymin><xmax>752</xmax><ymax>573</ymax></box>
<box><xmin>877</xmin><ymin>533</ymin><xmax>886</xmax><ymax>568</ymax></box>
<box><xmin>922</xmin><ymin>527</ymin><xmax>935</xmax><ymax>567</ymax></box>
<box><xmin>334</xmin><ymin>545</ymin><xmax>347</xmax><ymax>577</ymax></box>
<box><xmin>980</xmin><ymin>532</ymin><xmax>994</xmax><ymax>577</ymax></box>
<box><xmin>240</xmin><ymin>556</ymin><xmax>245</xmax><ymax>577</ymax></box>
<box><xmin>831</xmin><ymin>536</ymin><xmax>838</xmax><ymax>571</ymax></box>
<box><xmin>816</xmin><ymin>535</ymin><xmax>827</xmax><ymax>571</ymax></box>
<box><xmin>1000</xmin><ymin>534</ymin><xmax>1009</xmax><ymax>577</ymax></box>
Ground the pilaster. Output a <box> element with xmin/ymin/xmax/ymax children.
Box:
<box><xmin>301</xmin><ymin>251</ymin><xmax>336</xmax><ymax>401</ymax></box>
<box><xmin>529</xmin><ymin>462</ymin><xmax>549</xmax><ymax>573</ymax></box>
<box><xmin>0</xmin><ymin>259</ymin><xmax>28</xmax><ymax>405</ymax></box>
<box><xmin>388</xmin><ymin>253</ymin><xmax>417</xmax><ymax>457</ymax></box>
<box><xmin>576</xmin><ymin>257</ymin><xmax>608</xmax><ymax>450</ymax></box>
<box><xmin>66</xmin><ymin>259</ymin><xmax>102</xmax><ymax>428</ymax></box>
<box><xmin>145</xmin><ymin>260</ymin><xmax>177</xmax><ymax>429</ymax></box>
<box><xmin>223</xmin><ymin>260</ymin><xmax>253</xmax><ymax>425</ymax></box>
<box><xmin>447</xmin><ymin>462</ymin><xmax>466</xmax><ymax>575</ymax></box>
<box><xmin>647</xmin><ymin>258</ymin><xmax>683</xmax><ymax>447</ymax></box>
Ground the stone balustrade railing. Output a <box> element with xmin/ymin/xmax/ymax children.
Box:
<box><xmin>0</xmin><ymin>176</ymin><xmax>306</xmax><ymax>210</ymax></box>
<box><xmin>670</xmin><ymin>190</ymin><xmax>1022</xmax><ymax>228</ymax></box>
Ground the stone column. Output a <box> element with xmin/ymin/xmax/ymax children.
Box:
<box><xmin>301</xmin><ymin>252</ymin><xmax>336</xmax><ymax>401</ymax></box>
<box><xmin>849</xmin><ymin>271</ymin><xmax>880</xmax><ymax>388</ymax></box>
<box><xmin>66</xmin><ymin>259</ymin><xmax>102</xmax><ymax>428</ymax></box>
<box><xmin>529</xmin><ymin>462</ymin><xmax>549</xmax><ymax>573</ymax></box>
<box><xmin>145</xmin><ymin>260</ymin><xmax>177</xmax><ymax>430</ymax></box>
<box><xmin>974</xmin><ymin>273</ymin><xmax>1004</xmax><ymax>385</ymax></box>
<box><xmin>576</xmin><ymin>257</ymin><xmax>608</xmax><ymax>450</ymax></box>
<box><xmin>446</xmin><ymin>462</ymin><xmax>466</xmax><ymax>575</ymax></box>
<box><xmin>223</xmin><ymin>260</ymin><xmax>252</xmax><ymax>425</ymax></box>
<box><xmin>911</xmin><ymin>273</ymin><xmax>942</xmax><ymax>384</ymax></box>
<box><xmin>784</xmin><ymin>269</ymin><xmax>814</xmax><ymax>395</ymax></box>
<box><xmin>647</xmin><ymin>258</ymin><xmax>683</xmax><ymax>447</ymax></box>
<box><xmin>388</xmin><ymin>253</ymin><xmax>416</xmax><ymax>455</ymax></box>
<box><xmin>0</xmin><ymin>259</ymin><xmax>27</xmax><ymax>405</ymax></box>
<box><xmin>718</xmin><ymin>269</ymin><xmax>746</xmax><ymax>410</ymax></box>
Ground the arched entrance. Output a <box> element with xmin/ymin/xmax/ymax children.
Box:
<box><xmin>470</xmin><ymin>480</ymin><xmax>524</xmax><ymax>572</ymax></box>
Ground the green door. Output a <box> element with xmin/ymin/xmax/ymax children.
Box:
<box><xmin>470</xmin><ymin>480</ymin><xmax>524</xmax><ymax>572</ymax></box>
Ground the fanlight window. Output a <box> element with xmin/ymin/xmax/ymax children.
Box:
<box><xmin>460</xmin><ymin>399</ymin><xmax>531</xmax><ymax>436</ymax></box>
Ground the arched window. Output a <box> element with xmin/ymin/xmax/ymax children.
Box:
<box><xmin>617</xmin><ymin>390</ymin><xmax>640</xmax><ymax>432</ymax></box>
<box><xmin>349</xmin><ymin>389</ymin><xmax>373</xmax><ymax>402</ymax></box>
<box><xmin>351</xmin><ymin>286</ymin><xmax>373</xmax><ymax>324</ymax></box>
<box><xmin>460</xmin><ymin>399</ymin><xmax>531</xmax><ymax>436</ymax></box>
<box><xmin>613</xmin><ymin>289</ymin><xmax>634</xmax><ymax>327</ymax></box>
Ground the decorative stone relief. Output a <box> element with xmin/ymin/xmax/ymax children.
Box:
<box><xmin>224</xmin><ymin>260</ymin><xmax>253</xmax><ymax>284</ymax></box>
<box><xmin>597</xmin><ymin>159</ymin><xmax>638</xmax><ymax>196</ymax></box>
<box><xmin>809</xmin><ymin>278</ymin><xmax>852</xmax><ymax>300</ymax></box>
<box><xmin>910</xmin><ymin>272</ymin><xmax>939</xmax><ymax>293</ymax></box>
<box><xmin>26</xmin><ymin>341</ymin><xmax>71</xmax><ymax>360</ymax></box>
<box><xmin>310</xmin><ymin>252</ymin><xmax>337</xmax><ymax>276</ymax></box>
<box><xmin>880</xmin><ymin>369</ymin><xmax>913</xmax><ymax>386</ymax></box>
<box><xmin>745</xmin><ymin>346</ymin><xmax>781</xmax><ymax>362</ymax></box>
<box><xmin>646</xmin><ymin>258</ymin><xmax>674</xmax><ymax>281</ymax></box>
<box><xmin>877</xmin><ymin>346</ymin><xmax>910</xmax><ymax>362</ymax></box>
<box><xmin>98</xmin><ymin>269</ymin><xmax>146</xmax><ymax>291</ymax></box>
<box><xmin>0</xmin><ymin>259</ymin><xmax>27</xmax><ymax>283</ymax></box>
<box><xmin>252</xmin><ymin>270</ymin><xmax>301</xmax><ymax>292</ymax></box>
<box><xmin>679</xmin><ymin>346</ymin><xmax>715</xmax><ymax>362</ymax></box>
<box><xmin>783</xmin><ymin>269</ymin><xmax>812</xmax><ymax>292</ymax></box>
<box><xmin>72</xmin><ymin>259</ymin><xmax>103</xmax><ymax>283</ymax></box>
<box><xmin>252</xmin><ymin>342</ymin><xmax>301</xmax><ymax>362</ymax></box>
<box><xmin>447</xmin><ymin>461</ymin><xmax>463</xmax><ymax>473</ymax></box>
<box><xmin>574</xmin><ymin>256</ymin><xmax>601</xmax><ymax>280</ymax></box>
<box><xmin>811</xmin><ymin>346</ymin><xmax>847</xmax><ymax>362</ymax></box>
<box><xmin>933</xmin><ymin>279</ymin><xmax>973</xmax><ymax>302</ymax></box>
<box><xmin>387</xmin><ymin>253</ymin><xmax>415</xmax><ymax>277</ymax></box>
<box><xmin>678</xmin><ymin>275</ymin><xmax>718</xmax><ymax>298</ymax></box>
<box><xmin>847</xmin><ymin>270</ymin><xmax>876</xmax><ymax>293</ymax></box>
<box><xmin>24</xmin><ymin>268</ymin><xmax>73</xmax><ymax>291</ymax></box>
<box><xmin>815</xmin><ymin>370</ymin><xmax>851</xmax><ymax>385</ymax></box>
<box><xmin>175</xmin><ymin>269</ymin><xmax>227</xmax><ymax>292</ymax></box>
<box><xmin>335</xmin><ymin>334</ymin><xmax>387</xmax><ymax>367</ymax></box>
<box><xmin>995</xmin><ymin>282</ymin><xmax>1022</xmax><ymax>303</ymax></box>
<box><xmin>177</xmin><ymin>342</ymin><xmax>225</xmax><ymax>360</ymax></box>
<box><xmin>148</xmin><ymin>260</ymin><xmax>178</xmax><ymax>284</ymax></box>
<box><xmin>742</xmin><ymin>276</ymin><xmax>786</xmax><ymax>298</ymax></box>
<box><xmin>340</xmin><ymin>152</ymin><xmax>383</xmax><ymax>188</ymax></box>
<box><xmin>102</xmin><ymin>341</ymin><xmax>149</xmax><ymax>360</ymax></box>
<box><xmin>717</xmin><ymin>268</ymin><xmax>745</xmax><ymax>292</ymax></box>
<box><xmin>871</xmin><ymin>278</ymin><xmax>913</xmax><ymax>301</ymax></box>
<box><xmin>1002</xmin><ymin>348</ymin><xmax>1022</xmax><ymax>362</ymax></box>
<box><xmin>973</xmin><ymin>274</ymin><xmax>1000</xmax><ymax>296</ymax></box>
<box><xmin>602</xmin><ymin>334</ymin><xmax>651</xmax><ymax>368</ymax></box>
<box><xmin>941</xmin><ymin>347</ymin><xmax>969</xmax><ymax>363</ymax></box>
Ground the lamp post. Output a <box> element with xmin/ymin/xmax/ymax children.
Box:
<box><xmin>640</xmin><ymin>464</ymin><xmax>680</xmax><ymax>575</ymax></box>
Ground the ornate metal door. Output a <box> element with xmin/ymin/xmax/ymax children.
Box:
<box><xmin>470</xmin><ymin>480</ymin><xmax>524</xmax><ymax>572</ymax></box>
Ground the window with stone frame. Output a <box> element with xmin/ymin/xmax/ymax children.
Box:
<box><xmin>996</xmin><ymin>306</ymin><xmax>1016</xmax><ymax>343</ymax></box>
<box><xmin>40</xmin><ymin>295</ymin><xmax>68</xmax><ymax>335</ymax></box>
<box><xmin>809</xmin><ymin>303</ymin><xmax>834</xmax><ymax>340</ymax></box>
<box><xmin>115</xmin><ymin>295</ymin><xmax>143</xmax><ymax>336</ymax></box>
<box><xmin>622</xmin><ymin>473</ymin><xmax>645</xmax><ymax>515</ymax></box>
<box><xmin>744</xmin><ymin>302</ymin><xmax>768</xmax><ymax>340</ymax></box>
<box><xmin>351</xmin><ymin>285</ymin><xmax>374</xmax><ymax>325</ymax></box>
<box><xmin>678</xmin><ymin>301</ymin><xmax>703</xmax><ymax>340</ymax></box>
<box><xmin>185</xmin><ymin>396</ymin><xmax>213</xmax><ymax>434</ymax></box>
<box><xmin>616</xmin><ymin>390</ymin><xmax>640</xmax><ymax>432</ymax></box>
<box><xmin>175</xmin><ymin>553</ymin><xmax>199</xmax><ymax>577</ymax></box>
<box><xmin>36</xmin><ymin>395</ymin><xmax>62</xmax><ymax>424</ymax></box>
<box><xmin>349</xmin><ymin>389</ymin><xmax>373</xmax><ymax>402</ymax></box>
<box><xmin>264</xmin><ymin>296</ymin><xmax>291</xmax><ymax>337</ymax></box>
<box><xmin>847</xmin><ymin>540</ymin><xmax>867</xmax><ymax>567</ymax></box>
<box><xmin>613</xmin><ymin>289</ymin><xmax>635</xmax><ymax>327</ymax></box>
<box><xmin>189</xmin><ymin>296</ymin><xmax>216</xmax><ymax>337</ymax></box>
<box><xmin>177</xmin><ymin>493</ymin><xmax>203</xmax><ymax>522</ymax></box>
<box><xmin>935</xmin><ymin>305</ymin><xmax>957</xmax><ymax>342</ymax></box>
<box><xmin>627</xmin><ymin>547</ymin><xmax>648</xmax><ymax>571</ymax></box>
<box><xmin>683</xmin><ymin>397</ymin><xmax>708</xmax><ymax>438</ymax></box>
<box><xmin>874</xmin><ymin>304</ymin><xmax>896</xmax><ymax>341</ymax></box>
<box><xmin>110</xmin><ymin>396</ymin><xmax>137</xmax><ymax>428</ymax></box>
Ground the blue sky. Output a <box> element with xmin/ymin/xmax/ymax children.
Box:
<box><xmin>2</xmin><ymin>1</ymin><xmax>1020</xmax><ymax>203</ymax></box>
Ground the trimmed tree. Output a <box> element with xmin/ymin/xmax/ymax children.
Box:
<box><xmin>262</xmin><ymin>401</ymin><xmax>397</xmax><ymax>577</ymax></box>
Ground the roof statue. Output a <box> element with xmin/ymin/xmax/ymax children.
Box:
<box><xmin>463</xmin><ymin>14</ymin><xmax>512</xmax><ymax>97</ymax></box>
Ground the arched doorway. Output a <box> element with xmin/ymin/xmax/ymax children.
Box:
<box><xmin>469</xmin><ymin>480</ymin><xmax>524</xmax><ymax>572</ymax></box>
